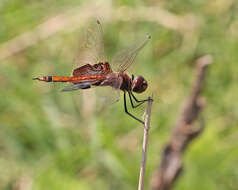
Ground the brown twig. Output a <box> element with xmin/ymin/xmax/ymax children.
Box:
<box><xmin>138</xmin><ymin>97</ymin><xmax>153</xmax><ymax>190</ymax></box>
<box><xmin>150</xmin><ymin>55</ymin><xmax>212</xmax><ymax>190</ymax></box>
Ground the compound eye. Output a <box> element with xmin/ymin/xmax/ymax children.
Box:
<box><xmin>132</xmin><ymin>76</ymin><xmax>148</xmax><ymax>93</ymax></box>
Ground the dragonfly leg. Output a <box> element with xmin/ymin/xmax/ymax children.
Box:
<box><xmin>131</xmin><ymin>92</ymin><xmax>151</xmax><ymax>103</ymax></box>
<box><xmin>128</xmin><ymin>93</ymin><xmax>146</xmax><ymax>109</ymax></box>
<box><xmin>124</xmin><ymin>92</ymin><xmax>144</xmax><ymax>125</ymax></box>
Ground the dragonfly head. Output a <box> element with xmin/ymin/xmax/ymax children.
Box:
<box><xmin>132</xmin><ymin>76</ymin><xmax>148</xmax><ymax>93</ymax></box>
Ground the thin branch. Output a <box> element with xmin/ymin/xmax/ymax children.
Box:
<box><xmin>150</xmin><ymin>55</ymin><xmax>212</xmax><ymax>190</ymax></box>
<box><xmin>138</xmin><ymin>97</ymin><xmax>153</xmax><ymax>190</ymax></box>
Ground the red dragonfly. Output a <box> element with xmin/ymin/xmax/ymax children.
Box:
<box><xmin>33</xmin><ymin>20</ymin><xmax>151</xmax><ymax>124</ymax></box>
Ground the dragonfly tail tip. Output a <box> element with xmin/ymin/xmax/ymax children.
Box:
<box><xmin>32</xmin><ymin>77</ymin><xmax>39</xmax><ymax>80</ymax></box>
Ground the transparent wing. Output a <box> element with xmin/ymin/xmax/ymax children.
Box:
<box><xmin>61</xmin><ymin>83</ymin><xmax>120</xmax><ymax>105</ymax></box>
<box><xmin>112</xmin><ymin>35</ymin><xmax>151</xmax><ymax>72</ymax></box>
<box><xmin>96</xmin><ymin>73</ymin><xmax>122</xmax><ymax>105</ymax></box>
<box><xmin>74</xmin><ymin>19</ymin><xmax>106</xmax><ymax>67</ymax></box>
<box><xmin>81</xmin><ymin>87</ymin><xmax>120</xmax><ymax>114</ymax></box>
<box><xmin>96</xmin><ymin>86</ymin><xmax>121</xmax><ymax>105</ymax></box>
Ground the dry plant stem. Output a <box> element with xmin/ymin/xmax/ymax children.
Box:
<box><xmin>151</xmin><ymin>55</ymin><xmax>212</xmax><ymax>190</ymax></box>
<box><xmin>138</xmin><ymin>97</ymin><xmax>153</xmax><ymax>190</ymax></box>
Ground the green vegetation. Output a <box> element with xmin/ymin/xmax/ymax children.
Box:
<box><xmin>0</xmin><ymin>0</ymin><xmax>237</xmax><ymax>189</ymax></box>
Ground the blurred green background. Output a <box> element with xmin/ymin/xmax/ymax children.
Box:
<box><xmin>0</xmin><ymin>0</ymin><xmax>238</xmax><ymax>189</ymax></box>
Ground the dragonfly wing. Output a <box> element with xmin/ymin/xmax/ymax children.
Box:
<box><xmin>112</xmin><ymin>35</ymin><xmax>151</xmax><ymax>72</ymax></box>
<box><xmin>61</xmin><ymin>82</ymin><xmax>120</xmax><ymax>105</ymax></box>
<box><xmin>72</xmin><ymin>64</ymin><xmax>93</xmax><ymax>76</ymax></box>
<box><xmin>74</xmin><ymin>19</ymin><xmax>106</xmax><ymax>67</ymax></box>
<box><xmin>72</xmin><ymin>62</ymin><xmax>112</xmax><ymax>77</ymax></box>
<box><xmin>96</xmin><ymin>86</ymin><xmax>121</xmax><ymax>105</ymax></box>
<box><xmin>94</xmin><ymin>73</ymin><xmax>122</xmax><ymax>105</ymax></box>
<box><xmin>61</xmin><ymin>82</ymin><xmax>92</xmax><ymax>92</ymax></box>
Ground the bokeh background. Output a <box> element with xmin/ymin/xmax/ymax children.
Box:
<box><xmin>0</xmin><ymin>0</ymin><xmax>238</xmax><ymax>189</ymax></box>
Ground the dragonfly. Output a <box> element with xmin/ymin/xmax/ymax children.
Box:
<box><xmin>33</xmin><ymin>20</ymin><xmax>151</xmax><ymax>124</ymax></box>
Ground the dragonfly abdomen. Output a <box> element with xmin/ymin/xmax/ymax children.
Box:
<box><xmin>71</xmin><ymin>75</ymin><xmax>106</xmax><ymax>84</ymax></box>
<box><xmin>33</xmin><ymin>76</ymin><xmax>72</xmax><ymax>82</ymax></box>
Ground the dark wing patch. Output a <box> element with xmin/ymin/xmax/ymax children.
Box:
<box><xmin>72</xmin><ymin>62</ymin><xmax>112</xmax><ymax>76</ymax></box>
<box><xmin>73</xmin><ymin>64</ymin><xmax>93</xmax><ymax>76</ymax></box>
<box><xmin>61</xmin><ymin>82</ymin><xmax>92</xmax><ymax>92</ymax></box>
